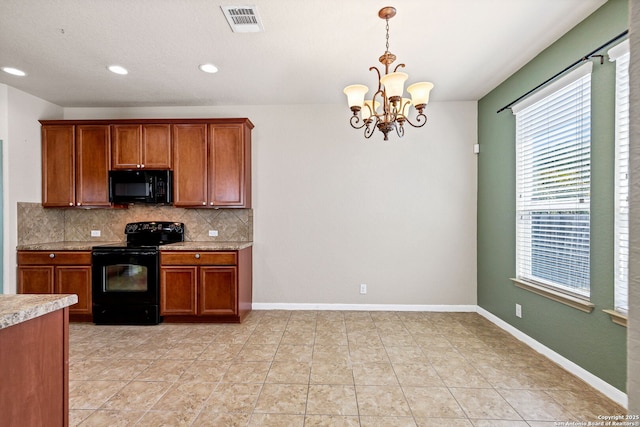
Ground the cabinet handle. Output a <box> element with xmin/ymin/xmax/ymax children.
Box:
<box><xmin>136</xmin><ymin>164</ymin><xmax>141</xmax><ymax>168</ymax></box>
<box><xmin>202</xmin><ymin>202</ymin><xmax>206</xmax><ymax>205</ymax></box>
<box><xmin>141</xmin><ymin>164</ymin><xmax>145</xmax><ymax>168</ymax></box>
<box><xmin>49</xmin><ymin>253</ymin><xmax>55</xmax><ymax>259</ymax></box>
<box><xmin>77</xmin><ymin>202</ymin><xmax>81</xmax><ymax>206</ymax></box>
<box><xmin>69</xmin><ymin>202</ymin><xmax>74</xmax><ymax>206</ymax></box>
<box><xmin>209</xmin><ymin>202</ymin><xmax>214</xmax><ymax>206</ymax></box>
<box><xmin>195</xmin><ymin>253</ymin><xmax>201</xmax><ymax>259</ymax></box>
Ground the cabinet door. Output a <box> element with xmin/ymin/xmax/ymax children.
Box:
<box><xmin>111</xmin><ymin>125</ymin><xmax>142</xmax><ymax>169</ymax></box>
<box><xmin>55</xmin><ymin>266</ymin><xmax>92</xmax><ymax>315</ymax></box>
<box><xmin>42</xmin><ymin>125</ymin><xmax>75</xmax><ymax>207</ymax></box>
<box><xmin>18</xmin><ymin>266</ymin><xmax>55</xmax><ymax>294</ymax></box>
<box><xmin>172</xmin><ymin>124</ymin><xmax>208</xmax><ymax>207</ymax></box>
<box><xmin>199</xmin><ymin>266</ymin><xmax>237</xmax><ymax>316</ymax></box>
<box><xmin>75</xmin><ymin>125</ymin><xmax>111</xmax><ymax>207</ymax></box>
<box><xmin>142</xmin><ymin>124</ymin><xmax>172</xmax><ymax>169</ymax></box>
<box><xmin>160</xmin><ymin>266</ymin><xmax>198</xmax><ymax>315</ymax></box>
<box><xmin>209</xmin><ymin>125</ymin><xmax>246</xmax><ymax>207</ymax></box>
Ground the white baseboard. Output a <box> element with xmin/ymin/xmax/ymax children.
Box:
<box><xmin>251</xmin><ymin>303</ymin><xmax>477</xmax><ymax>312</ymax></box>
<box><xmin>477</xmin><ymin>307</ymin><xmax>628</xmax><ymax>409</ymax></box>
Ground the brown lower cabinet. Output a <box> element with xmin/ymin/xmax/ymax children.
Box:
<box><xmin>160</xmin><ymin>247</ymin><xmax>252</xmax><ymax>323</ymax></box>
<box><xmin>17</xmin><ymin>251</ymin><xmax>93</xmax><ymax>322</ymax></box>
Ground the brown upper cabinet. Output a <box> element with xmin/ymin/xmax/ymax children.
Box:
<box><xmin>172</xmin><ymin>124</ymin><xmax>208</xmax><ymax>207</ymax></box>
<box><xmin>111</xmin><ymin>124</ymin><xmax>172</xmax><ymax>170</ymax></box>
<box><xmin>173</xmin><ymin>120</ymin><xmax>252</xmax><ymax>208</ymax></box>
<box><xmin>41</xmin><ymin>124</ymin><xmax>111</xmax><ymax>207</ymax></box>
<box><xmin>40</xmin><ymin>118</ymin><xmax>252</xmax><ymax>208</ymax></box>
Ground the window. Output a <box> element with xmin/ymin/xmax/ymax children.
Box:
<box><xmin>513</xmin><ymin>62</ymin><xmax>592</xmax><ymax>299</ymax></box>
<box><xmin>609</xmin><ymin>40</ymin><xmax>630</xmax><ymax>315</ymax></box>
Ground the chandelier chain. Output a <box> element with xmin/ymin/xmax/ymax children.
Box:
<box><xmin>385</xmin><ymin>19</ymin><xmax>390</xmax><ymax>54</ymax></box>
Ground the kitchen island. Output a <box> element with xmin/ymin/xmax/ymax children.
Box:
<box><xmin>0</xmin><ymin>294</ymin><xmax>77</xmax><ymax>427</ymax></box>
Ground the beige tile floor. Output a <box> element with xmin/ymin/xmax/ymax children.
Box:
<box><xmin>68</xmin><ymin>311</ymin><xmax>625</xmax><ymax>426</ymax></box>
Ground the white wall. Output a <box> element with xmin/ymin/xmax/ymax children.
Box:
<box><xmin>64</xmin><ymin>102</ymin><xmax>478</xmax><ymax>307</ymax></box>
<box><xmin>1</xmin><ymin>85</ymin><xmax>62</xmax><ymax>294</ymax></box>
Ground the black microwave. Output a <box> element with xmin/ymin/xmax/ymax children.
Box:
<box><xmin>109</xmin><ymin>170</ymin><xmax>172</xmax><ymax>204</ymax></box>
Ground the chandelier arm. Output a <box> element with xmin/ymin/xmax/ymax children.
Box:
<box><xmin>396</xmin><ymin>123</ymin><xmax>405</xmax><ymax>138</ymax></box>
<box><xmin>370</xmin><ymin>88</ymin><xmax>385</xmax><ymax>118</ymax></box>
<box><xmin>402</xmin><ymin>113</ymin><xmax>428</xmax><ymax>128</ymax></box>
<box><xmin>349</xmin><ymin>114</ymin><xmax>367</xmax><ymax>130</ymax></box>
<box><xmin>364</xmin><ymin>117</ymin><xmax>377</xmax><ymax>139</ymax></box>
<box><xmin>392</xmin><ymin>63</ymin><xmax>406</xmax><ymax>73</ymax></box>
<box><xmin>389</xmin><ymin>98</ymin><xmax>400</xmax><ymax>122</ymax></box>
<box><xmin>369</xmin><ymin>67</ymin><xmax>383</xmax><ymax>91</ymax></box>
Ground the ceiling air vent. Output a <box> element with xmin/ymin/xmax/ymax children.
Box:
<box><xmin>220</xmin><ymin>5</ymin><xmax>264</xmax><ymax>33</ymax></box>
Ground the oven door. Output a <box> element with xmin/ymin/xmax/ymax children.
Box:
<box><xmin>92</xmin><ymin>249</ymin><xmax>160</xmax><ymax>324</ymax></box>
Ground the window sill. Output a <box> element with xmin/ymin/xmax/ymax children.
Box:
<box><xmin>510</xmin><ymin>278</ymin><xmax>595</xmax><ymax>313</ymax></box>
<box><xmin>602</xmin><ymin>309</ymin><xmax>627</xmax><ymax>327</ymax></box>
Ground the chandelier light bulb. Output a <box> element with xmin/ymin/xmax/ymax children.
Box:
<box><xmin>380</xmin><ymin>72</ymin><xmax>408</xmax><ymax>100</ymax></box>
<box><xmin>343</xmin><ymin>84</ymin><xmax>369</xmax><ymax>111</ymax></box>
<box><xmin>407</xmin><ymin>82</ymin><xmax>434</xmax><ymax>109</ymax></box>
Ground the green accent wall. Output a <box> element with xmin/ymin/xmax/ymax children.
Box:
<box><xmin>478</xmin><ymin>0</ymin><xmax>628</xmax><ymax>391</ymax></box>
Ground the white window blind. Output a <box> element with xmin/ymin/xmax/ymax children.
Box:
<box><xmin>609</xmin><ymin>40</ymin><xmax>630</xmax><ymax>314</ymax></box>
<box><xmin>513</xmin><ymin>62</ymin><xmax>592</xmax><ymax>298</ymax></box>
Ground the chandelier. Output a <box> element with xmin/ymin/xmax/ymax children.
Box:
<box><xmin>343</xmin><ymin>6</ymin><xmax>434</xmax><ymax>141</ymax></box>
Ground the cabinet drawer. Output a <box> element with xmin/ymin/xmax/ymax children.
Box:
<box><xmin>17</xmin><ymin>251</ymin><xmax>92</xmax><ymax>265</ymax></box>
<box><xmin>161</xmin><ymin>251</ymin><xmax>237</xmax><ymax>266</ymax></box>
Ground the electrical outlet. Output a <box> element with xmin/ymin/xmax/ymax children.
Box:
<box><xmin>360</xmin><ymin>284</ymin><xmax>367</xmax><ymax>294</ymax></box>
<box><xmin>91</xmin><ymin>230</ymin><xmax>101</xmax><ymax>237</ymax></box>
<box><xmin>516</xmin><ymin>303</ymin><xmax>522</xmax><ymax>318</ymax></box>
<box><xmin>208</xmin><ymin>230</ymin><xmax>218</xmax><ymax>237</ymax></box>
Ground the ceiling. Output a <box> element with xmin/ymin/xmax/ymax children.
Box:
<box><xmin>0</xmin><ymin>0</ymin><xmax>607</xmax><ymax>108</ymax></box>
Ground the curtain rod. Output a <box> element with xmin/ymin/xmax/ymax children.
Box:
<box><xmin>496</xmin><ymin>30</ymin><xmax>628</xmax><ymax>114</ymax></box>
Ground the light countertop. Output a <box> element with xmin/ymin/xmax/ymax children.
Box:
<box><xmin>161</xmin><ymin>241</ymin><xmax>253</xmax><ymax>251</ymax></box>
<box><xmin>16</xmin><ymin>241</ymin><xmax>108</xmax><ymax>251</ymax></box>
<box><xmin>0</xmin><ymin>294</ymin><xmax>78</xmax><ymax>329</ymax></box>
<box><xmin>17</xmin><ymin>241</ymin><xmax>253</xmax><ymax>251</ymax></box>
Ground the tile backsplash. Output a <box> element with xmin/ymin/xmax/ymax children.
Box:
<box><xmin>17</xmin><ymin>202</ymin><xmax>253</xmax><ymax>245</ymax></box>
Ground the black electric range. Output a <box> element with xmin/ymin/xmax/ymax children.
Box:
<box><xmin>92</xmin><ymin>221</ymin><xmax>184</xmax><ymax>325</ymax></box>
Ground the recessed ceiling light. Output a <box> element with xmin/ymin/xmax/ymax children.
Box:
<box><xmin>2</xmin><ymin>67</ymin><xmax>27</xmax><ymax>76</ymax></box>
<box><xmin>199</xmin><ymin>63</ymin><xmax>219</xmax><ymax>74</ymax></box>
<box><xmin>107</xmin><ymin>65</ymin><xmax>128</xmax><ymax>75</ymax></box>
